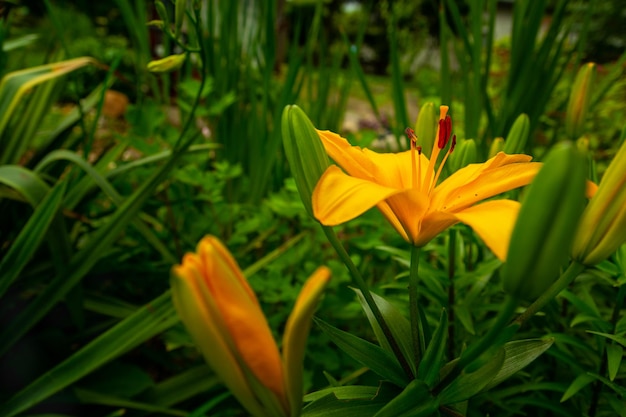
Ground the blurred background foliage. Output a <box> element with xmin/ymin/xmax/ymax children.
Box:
<box><xmin>0</xmin><ymin>0</ymin><xmax>625</xmax><ymax>416</ymax></box>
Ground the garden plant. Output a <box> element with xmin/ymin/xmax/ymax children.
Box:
<box><xmin>1</xmin><ymin>1</ymin><xmax>625</xmax><ymax>416</ymax></box>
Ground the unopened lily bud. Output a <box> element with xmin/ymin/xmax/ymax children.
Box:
<box><xmin>503</xmin><ymin>143</ymin><xmax>587</xmax><ymax>299</ymax></box>
<box><xmin>573</xmin><ymin>138</ymin><xmax>626</xmax><ymax>265</ymax></box>
<box><xmin>504</xmin><ymin>114</ymin><xmax>530</xmax><ymax>154</ymax></box>
<box><xmin>566</xmin><ymin>63</ymin><xmax>596</xmax><ymax>139</ymax></box>
<box><xmin>489</xmin><ymin>137</ymin><xmax>505</xmax><ymax>158</ymax></box>
<box><xmin>171</xmin><ymin>235</ymin><xmax>330</xmax><ymax>417</ymax></box>
<box><xmin>147</xmin><ymin>54</ymin><xmax>186</xmax><ymax>73</ymax></box>
<box><xmin>146</xmin><ymin>20</ymin><xmax>165</xmax><ymax>29</ymax></box>
<box><xmin>155</xmin><ymin>0</ymin><xmax>169</xmax><ymax>28</ymax></box>
<box><xmin>281</xmin><ymin>105</ymin><xmax>331</xmax><ymax>218</ymax></box>
<box><xmin>175</xmin><ymin>0</ymin><xmax>186</xmax><ymax>38</ymax></box>
<box><xmin>448</xmin><ymin>138</ymin><xmax>477</xmax><ymax>172</ymax></box>
<box><xmin>414</xmin><ymin>102</ymin><xmax>437</xmax><ymax>157</ymax></box>
<box><xmin>576</xmin><ymin>136</ymin><xmax>590</xmax><ymax>153</ymax></box>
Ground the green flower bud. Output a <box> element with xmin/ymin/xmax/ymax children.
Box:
<box><xmin>414</xmin><ymin>102</ymin><xmax>437</xmax><ymax>158</ymax></box>
<box><xmin>146</xmin><ymin>20</ymin><xmax>165</xmax><ymax>29</ymax></box>
<box><xmin>147</xmin><ymin>54</ymin><xmax>187</xmax><ymax>73</ymax></box>
<box><xmin>488</xmin><ymin>137</ymin><xmax>505</xmax><ymax>158</ymax></box>
<box><xmin>281</xmin><ymin>105</ymin><xmax>331</xmax><ymax>217</ymax></box>
<box><xmin>573</xmin><ymin>138</ymin><xmax>626</xmax><ymax>265</ymax></box>
<box><xmin>503</xmin><ymin>143</ymin><xmax>587</xmax><ymax>299</ymax></box>
<box><xmin>566</xmin><ymin>63</ymin><xmax>596</xmax><ymax>139</ymax></box>
<box><xmin>504</xmin><ymin>114</ymin><xmax>530</xmax><ymax>154</ymax></box>
<box><xmin>448</xmin><ymin>138</ymin><xmax>477</xmax><ymax>172</ymax></box>
<box><xmin>175</xmin><ymin>0</ymin><xmax>186</xmax><ymax>38</ymax></box>
<box><xmin>155</xmin><ymin>0</ymin><xmax>169</xmax><ymax>28</ymax></box>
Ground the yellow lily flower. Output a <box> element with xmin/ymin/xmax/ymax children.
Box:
<box><xmin>312</xmin><ymin>106</ymin><xmax>541</xmax><ymax>260</ymax></box>
<box><xmin>171</xmin><ymin>236</ymin><xmax>330</xmax><ymax>417</ymax></box>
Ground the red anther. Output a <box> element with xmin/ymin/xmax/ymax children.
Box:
<box><xmin>417</xmin><ymin>146</ymin><xmax>422</xmax><ymax>155</ymax></box>
<box><xmin>405</xmin><ymin>127</ymin><xmax>417</xmax><ymax>142</ymax></box>
<box><xmin>450</xmin><ymin>134</ymin><xmax>457</xmax><ymax>152</ymax></box>
<box><xmin>437</xmin><ymin>115</ymin><xmax>453</xmax><ymax>149</ymax></box>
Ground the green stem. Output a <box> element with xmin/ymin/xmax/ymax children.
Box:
<box><xmin>513</xmin><ymin>261</ymin><xmax>585</xmax><ymax>327</ymax></box>
<box><xmin>447</xmin><ymin>230</ymin><xmax>456</xmax><ymax>360</ymax></box>
<box><xmin>433</xmin><ymin>296</ymin><xmax>518</xmax><ymax>395</ymax></box>
<box><xmin>409</xmin><ymin>245</ymin><xmax>424</xmax><ymax>364</ymax></box>
<box><xmin>322</xmin><ymin>226</ymin><xmax>414</xmax><ymax>379</ymax></box>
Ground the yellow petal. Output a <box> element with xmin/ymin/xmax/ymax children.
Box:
<box><xmin>317</xmin><ymin>130</ymin><xmax>428</xmax><ymax>189</ymax></box>
<box><xmin>385</xmin><ymin>190</ymin><xmax>430</xmax><ymax>243</ymax></box>
<box><xmin>312</xmin><ymin>165</ymin><xmax>404</xmax><ymax>226</ymax></box>
<box><xmin>432</xmin><ymin>155</ymin><xmax>541</xmax><ymax>212</ymax></box>
<box><xmin>452</xmin><ymin>200</ymin><xmax>521</xmax><ymax>261</ymax></box>
<box><xmin>412</xmin><ymin>210</ymin><xmax>458</xmax><ymax>247</ymax></box>
<box><xmin>171</xmin><ymin>263</ymin><xmax>268</xmax><ymax>417</ymax></box>
<box><xmin>195</xmin><ymin>237</ymin><xmax>286</xmax><ymax>404</ymax></box>
<box><xmin>282</xmin><ymin>266</ymin><xmax>331</xmax><ymax>416</ymax></box>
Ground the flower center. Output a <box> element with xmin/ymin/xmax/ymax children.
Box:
<box><xmin>406</xmin><ymin>106</ymin><xmax>456</xmax><ymax>195</ymax></box>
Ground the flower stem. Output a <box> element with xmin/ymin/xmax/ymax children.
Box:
<box><xmin>447</xmin><ymin>230</ymin><xmax>457</xmax><ymax>360</ymax></box>
<box><xmin>512</xmin><ymin>261</ymin><xmax>585</xmax><ymax>327</ymax></box>
<box><xmin>409</xmin><ymin>245</ymin><xmax>424</xmax><ymax>364</ymax></box>
<box><xmin>321</xmin><ymin>226</ymin><xmax>414</xmax><ymax>379</ymax></box>
<box><xmin>433</xmin><ymin>296</ymin><xmax>518</xmax><ymax>396</ymax></box>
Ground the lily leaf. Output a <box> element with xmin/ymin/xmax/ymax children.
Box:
<box><xmin>418</xmin><ymin>309</ymin><xmax>448</xmax><ymax>387</ymax></box>
<box><xmin>353</xmin><ymin>289</ymin><xmax>416</xmax><ymax>375</ymax></box>
<box><xmin>606</xmin><ymin>344</ymin><xmax>623</xmax><ymax>381</ymax></box>
<box><xmin>560</xmin><ymin>373</ymin><xmax>594</xmax><ymax>402</ymax></box>
<box><xmin>438</xmin><ymin>347</ymin><xmax>505</xmax><ymax>404</ymax></box>
<box><xmin>373</xmin><ymin>379</ymin><xmax>438</xmax><ymax>417</ymax></box>
<box><xmin>302</xmin><ymin>383</ymin><xmax>398</xmax><ymax>417</ymax></box>
<box><xmin>482</xmin><ymin>337</ymin><xmax>555</xmax><ymax>391</ymax></box>
<box><xmin>314</xmin><ymin>318</ymin><xmax>408</xmax><ymax>387</ymax></box>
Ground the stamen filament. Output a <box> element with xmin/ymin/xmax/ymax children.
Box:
<box><xmin>430</xmin><ymin>134</ymin><xmax>457</xmax><ymax>194</ymax></box>
<box><xmin>406</xmin><ymin>127</ymin><xmax>419</xmax><ymax>190</ymax></box>
<box><xmin>424</xmin><ymin>106</ymin><xmax>449</xmax><ymax>192</ymax></box>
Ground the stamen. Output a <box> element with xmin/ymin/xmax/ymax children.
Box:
<box><xmin>430</xmin><ymin>135</ymin><xmax>457</xmax><ymax>195</ymax></box>
<box><xmin>406</xmin><ymin>127</ymin><xmax>418</xmax><ymax>189</ymax></box>
<box><xmin>424</xmin><ymin>106</ymin><xmax>450</xmax><ymax>193</ymax></box>
<box><xmin>438</xmin><ymin>115</ymin><xmax>452</xmax><ymax>149</ymax></box>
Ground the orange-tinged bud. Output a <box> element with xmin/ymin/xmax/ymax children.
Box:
<box><xmin>171</xmin><ymin>236</ymin><xmax>330</xmax><ymax>417</ymax></box>
<box><xmin>566</xmin><ymin>63</ymin><xmax>596</xmax><ymax>139</ymax></box>
<box><xmin>573</xmin><ymin>138</ymin><xmax>626</xmax><ymax>265</ymax></box>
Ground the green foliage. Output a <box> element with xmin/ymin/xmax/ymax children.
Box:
<box><xmin>0</xmin><ymin>1</ymin><xmax>625</xmax><ymax>416</ymax></box>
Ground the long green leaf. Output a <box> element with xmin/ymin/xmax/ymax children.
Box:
<box><xmin>0</xmin><ymin>291</ymin><xmax>178</xmax><ymax>417</ymax></box>
<box><xmin>0</xmin><ymin>181</ymin><xmax>66</xmax><ymax>298</ymax></box>
<box><xmin>314</xmin><ymin>318</ymin><xmax>408</xmax><ymax>388</ymax></box>
<box><xmin>0</xmin><ymin>135</ymin><xmax>191</xmax><ymax>356</ymax></box>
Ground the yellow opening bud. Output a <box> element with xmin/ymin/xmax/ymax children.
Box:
<box><xmin>147</xmin><ymin>54</ymin><xmax>187</xmax><ymax>73</ymax></box>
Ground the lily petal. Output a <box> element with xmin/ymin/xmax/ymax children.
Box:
<box><xmin>452</xmin><ymin>200</ymin><xmax>521</xmax><ymax>261</ymax></box>
<box><xmin>317</xmin><ymin>130</ymin><xmax>428</xmax><ymax>189</ymax></box>
<box><xmin>433</xmin><ymin>157</ymin><xmax>541</xmax><ymax>212</ymax></box>
<box><xmin>196</xmin><ymin>238</ymin><xmax>286</xmax><ymax>403</ymax></box>
<box><xmin>171</xmin><ymin>262</ymin><xmax>268</xmax><ymax>417</ymax></box>
<box><xmin>282</xmin><ymin>266</ymin><xmax>331</xmax><ymax>417</ymax></box>
<box><xmin>313</xmin><ymin>165</ymin><xmax>404</xmax><ymax>226</ymax></box>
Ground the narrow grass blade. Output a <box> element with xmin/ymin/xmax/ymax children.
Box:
<box><xmin>0</xmin><ymin>291</ymin><xmax>178</xmax><ymax>417</ymax></box>
<box><xmin>0</xmin><ymin>181</ymin><xmax>66</xmax><ymax>298</ymax></box>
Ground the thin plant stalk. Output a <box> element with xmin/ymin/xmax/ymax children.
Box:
<box><xmin>409</xmin><ymin>245</ymin><xmax>425</xmax><ymax>364</ymax></box>
<box><xmin>322</xmin><ymin>225</ymin><xmax>414</xmax><ymax>379</ymax></box>
<box><xmin>512</xmin><ymin>261</ymin><xmax>586</xmax><ymax>327</ymax></box>
<box><xmin>434</xmin><ymin>295</ymin><xmax>518</xmax><ymax>395</ymax></box>
<box><xmin>447</xmin><ymin>229</ymin><xmax>457</xmax><ymax>360</ymax></box>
